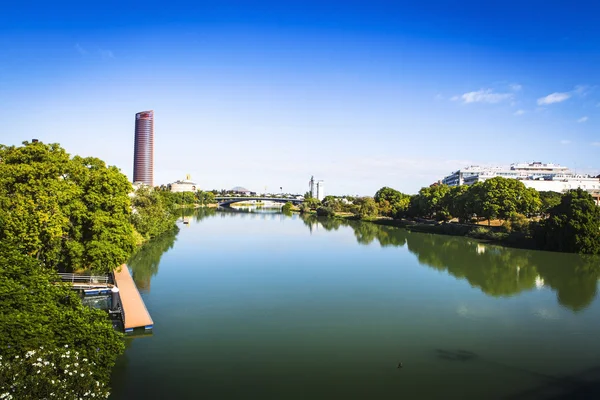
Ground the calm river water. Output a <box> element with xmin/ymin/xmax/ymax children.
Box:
<box><xmin>110</xmin><ymin>208</ymin><xmax>600</xmax><ymax>399</ymax></box>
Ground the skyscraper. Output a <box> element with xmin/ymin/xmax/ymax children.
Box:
<box><xmin>133</xmin><ymin>110</ymin><xmax>154</xmax><ymax>186</ymax></box>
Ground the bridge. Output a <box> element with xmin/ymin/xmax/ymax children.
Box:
<box><xmin>215</xmin><ymin>196</ymin><xmax>304</xmax><ymax>207</ymax></box>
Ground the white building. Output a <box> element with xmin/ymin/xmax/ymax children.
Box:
<box><xmin>170</xmin><ymin>175</ymin><xmax>198</xmax><ymax>193</ymax></box>
<box><xmin>442</xmin><ymin>162</ymin><xmax>600</xmax><ymax>193</ymax></box>
<box><xmin>316</xmin><ymin>180</ymin><xmax>325</xmax><ymax>201</ymax></box>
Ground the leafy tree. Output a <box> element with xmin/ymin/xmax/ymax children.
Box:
<box><xmin>442</xmin><ymin>185</ymin><xmax>471</xmax><ymax>221</ymax></box>
<box><xmin>535</xmin><ymin>188</ymin><xmax>600</xmax><ymax>254</ymax></box>
<box><xmin>196</xmin><ymin>191</ymin><xmax>216</xmax><ymax>205</ymax></box>
<box><xmin>0</xmin><ymin>245</ymin><xmax>124</xmax><ymax>396</ymax></box>
<box><xmin>316</xmin><ymin>206</ymin><xmax>335</xmax><ymax>217</ymax></box>
<box><xmin>131</xmin><ymin>187</ymin><xmax>178</xmax><ymax>240</ymax></box>
<box><xmin>469</xmin><ymin>177</ymin><xmax>541</xmax><ymax>224</ymax></box>
<box><xmin>282</xmin><ymin>202</ymin><xmax>294</xmax><ymax>213</ymax></box>
<box><xmin>502</xmin><ymin>213</ymin><xmax>530</xmax><ymax>233</ymax></box>
<box><xmin>0</xmin><ymin>142</ymin><xmax>136</xmax><ymax>273</ymax></box>
<box><xmin>539</xmin><ymin>191</ymin><xmax>562</xmax><ymax>214</ymax></box>
<box><xmin>303</xmin><ymin>197</ymin><xmax>321</xmax><ymax>210</ymax></box>
<box><xmin>353</xmin><ymin>197</ymin><xmax>378</xmax><ymax>219</ymax></box>
<box><xmin>374</xmin><ymin>187</ymin><xmax>411</xmax><ymax>218</ymax></box>
<box><xmin>410</xmin><ymin>185</ymin><xmax>451</xmax><ymax>219</ymax></box>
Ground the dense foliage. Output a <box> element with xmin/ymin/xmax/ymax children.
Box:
<box><xmin>535</xmin><ymin>189</ymin><xmax>600</xmax><ymax>254</ymax></box>
<box><xmin>0</xmin><ymin>142</ymin><xmax>136</xmax><ymax>273</ymax></box>
<box><xmin>0</xmin><ymin>245</ymin><xmax>124</xmax><ymax>398</ymax></box>
<box><xmin>131</xmin><ymin>187</ymin><xmax>179</xmax><ymax>240</ymax></box>
<box><xmin>300</xmin><ymin>176</ymin><xmax>599</xmax><ymax>255</ymax></box>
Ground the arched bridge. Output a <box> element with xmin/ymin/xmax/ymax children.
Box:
<box><xmin>215</xmin><ymin>197</ymin><xmax>304</xmax><ymax>207</ymax></box>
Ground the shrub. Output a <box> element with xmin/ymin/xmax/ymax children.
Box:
<box><xmin>316</xmin><ymin>206</ymin><xmax>335</xmax><ymax>217</ymax></box>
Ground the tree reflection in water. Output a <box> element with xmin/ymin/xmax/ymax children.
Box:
<box><xmin>128</xmin><ymin>229</ymin><xmax>178</xmax><ymax>292</ymax></box>
<box><xmin>299</xmin><ymin>214</ymin><xmax>600</xmax><ymax>312</ymax></box>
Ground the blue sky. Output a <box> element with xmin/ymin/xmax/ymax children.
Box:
<box><xmin>1</xmin><ymin>0</ymin><xmax>599</xmax><ymax>194</ymax></box>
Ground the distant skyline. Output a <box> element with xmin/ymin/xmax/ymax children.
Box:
<box><xmin>1</xmin><ymin>0</ymin><xmax>599</xmax><ymax>195</ymax></box>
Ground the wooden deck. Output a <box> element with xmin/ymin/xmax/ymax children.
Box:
<box><xmin>113</xmin><ymin>265</ymin><xmax>153</xmax><ymax>332</ymax></box>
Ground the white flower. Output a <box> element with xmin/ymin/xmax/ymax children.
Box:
<box><xmin>69</xmin><ymin>372</ymin><xmax>73</xmax><ymax>376</ymax></box>
<box><xmin>37</xmin><ymin>358</ymin><xmax>42</xmax><ymax>362</ymax></box>
<box><xmin>64</xmin><ymin>345</ymin><xmax>68</xmax><ymax>348</ymax></box>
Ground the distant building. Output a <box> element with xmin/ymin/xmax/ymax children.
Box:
<box><xmin>442</xmin><ymin>162</ymin><xmax>600</xmax><ymax>193</ymax></box>
<box><xmin>133</xmin><ymin>110</ymin><xmax>154</xmax><ymax>186</ymax></box>
<box><xmin>316</xmin><ymin>180</ymin><xmax>325</xmax><ymax>201</ymax></box>
<box><xmin>170</xmin><ymin>175</ymin><xmax>198</xmax><ymax>193</ymax></box>
<box><xmin>230</xmin><ymin>186</ymin><xmax>255</xmax><ymax>195</ymax></box>
<box><xmin>308</xmin><ymin>176</ymin><xmax>325</xmax><ymax>200</ymax></box>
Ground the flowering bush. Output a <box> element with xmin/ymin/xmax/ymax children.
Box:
<box><xmin>0</xmin><ymin>246</ymin><xmax>124</xmax><ymax>398</ymax></box>
<box><xmin>0</xmin><ymin>346</ymin><xmax>110</xmax><ymax>399</ymax></box>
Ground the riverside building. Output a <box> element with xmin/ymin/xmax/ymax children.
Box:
<box><xmin>441</xmin><ymin>162</ymin><xmax>600</xmax><ymax>193</ymax></box>
<box><xmin>170</xmin><ymin>175</ymin><xmax>198</xmax><ymax>193</ymax></box>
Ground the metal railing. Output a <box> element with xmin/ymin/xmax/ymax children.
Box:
<box><xmin>58</xmin><ymin>273</ymin><xmax>110</xmax><ymax>285</ymax></box>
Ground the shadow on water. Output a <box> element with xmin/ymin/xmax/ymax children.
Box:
<box><xmin>298</xmin><ymin>214</ymin><xmax>600</xmax><ymax>312</ymax></box>
<box><xmin>434</xmin><ymin>349</ymin><xmax>600</xmax><ymax>399</ymax></box>
<box><xmin>434</xmin><ymin>349</ymin><xmax>600</xmax><ymax>400</ymax></box>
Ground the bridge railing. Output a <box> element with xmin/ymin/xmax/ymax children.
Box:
<box><xmin>58</xmin><ymin>273</ymin><xmax>110</xmax><ymax>285</ymax></box>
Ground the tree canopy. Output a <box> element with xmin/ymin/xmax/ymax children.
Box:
<box><xmin>0</xmin><ymin>244</ymin><xmax>124</xmax><ymax>398</ymax></box>
<box><xmin>536</xmin><ymin>189</ymin><xmax>600</xmax><ymax>254</ymax></box>
<box><xmin>0</xmin><ymin>142</ymin><xmax>136</xmax><ymax>273</ymax></box>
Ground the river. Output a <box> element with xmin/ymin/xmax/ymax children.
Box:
<box><xmin>110</xmin><ymin>208</ymin><xmax>600</xmax><ymax>399</ymax></box>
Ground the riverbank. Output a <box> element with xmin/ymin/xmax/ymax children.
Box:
<box><xmin>332</xmin><ymin>213</ymin><xmax>537</xmax><ymax>250</ymax></box>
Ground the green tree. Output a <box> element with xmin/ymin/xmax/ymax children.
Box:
<box><xmin>470</xmin><ymin>177</ymin><xmax>541</xmax><ymax>224</ymax></box>
<box><xmin>0</xmin><ymin>245</ymin><xmax>124</xmax><ymax>396</ymax></box>
<box><xmin>410</xmin><ymin>185</ymin><xmax>451</xmax><ymax>219</ymax></box>
<box><xmin>442</xmin><ymin>185</ymin><xmax>471</xmax><ymax>221</ymax></box>
<box><xmin>374</xmin><ymin>187</ymin><xmax>411</xmax><ymax>218</ymax></box>
<box><xmin>353</xmin><ymin>197</ymin><xmax>378</xmax><ymax>219</ymax></box>
<box><xmin>535</xmin><ymin>188</ymin><xmax>600</xmax><ymax>254</ymax></box>
<box><xmin>282</xmin><ymin>202</ymin><xmax>294</xmax><ymax>214</ymax></box>
<box><xmin>303</xmin><ymin>197</ymin><xmax>321</xmax><ymax>210</ymax></box>
<box><xmin>196</xmin><ymin>191</ymin><xmax>216</xmax><ymax>205</ymax></box>
<box><xmin>316</xmin><ymin>206</ymin><xmax>335</xmax><ymax>217</ymax></box>
<box><xmin>0</xmin><ymin>142</ymin><xmax>136</xmax><ymax>273</ymax></box>
<box><xmin>131</xmin><ymin>187</ymin><xmax>178</xmax><ymax>240</ymax></box>
<box><xmin>539</xmin><ymin>191</ymin><xmax>562</xmax><ymax>214</ymax></box>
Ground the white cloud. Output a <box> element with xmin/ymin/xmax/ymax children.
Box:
<box><xmin>98</xmin><ymin>49</ymin><xmax>114</xmax><ymax>59</ymax></box>
<box><xmin>560</xmin><ymin>140</ymin><xmax>571</xmax><ymax>145</ymax></box>
<box><xmin>592</xmin><ymin>142</ymin><xmax>600</xmax><ymax>146</ymax></box>
<box><xmin>454</xmin><ymin>89</ymin><xmax>513</xmax><ymax>104</ymax></box>
<box><xmin>74</xmin><ymin>43</ymin><xmax>87</xmax><ymax>55</ymax></box>
<box><xmin>537</xmin><ymin>92</ymin><xmax>571</xmax><ymax>105</ymax></box>
<box><xmin>574</xmin><ymin>85</ymin><xmax>589</xmax><ymax>95</ymax></box>
<box><xmin>577</xmin><ymin>116</ymin><xmax>589</xmax><ymax>123</ymax></box>
<box><xmin>509</xmin><ymin>83</ymin><xmax>522</xmax><ymax>91</ymax></box>
<box><xmin>514</xmin><ymin>109</ymin><xmax>525</xmax><ymax>116</ymax></box>
<box><xmin>434</xmin><ymin>94</ymin><xmax>444</xmax><ymax>101</ymax></box>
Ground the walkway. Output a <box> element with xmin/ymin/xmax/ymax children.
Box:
<box><xmin>113</xmin><ymin>265</ymin><xmax>153</xmax><ymax>332</ymax></box>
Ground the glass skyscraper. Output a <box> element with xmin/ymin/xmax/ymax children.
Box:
<box><xmin>133</xmin><ymin>110</ymin><xmax>154</xmax><ymax>186</ymax></box>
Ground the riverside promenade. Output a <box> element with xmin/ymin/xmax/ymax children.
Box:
<box><xmin>113</xmin><ymin>265</ymin><xmax>153</xmax><ymax>333</ymax></box>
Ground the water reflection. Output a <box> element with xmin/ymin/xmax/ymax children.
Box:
<box><xmin>130</xmin><ymin>209</ymin><xmax>600</xmax><ymax>311</ymax></box>
<box><xmin>299</xmin><ymin>214</ymin><xmax>600</xmax><ymax>312</ymax></box>
<box><xmin>128</xmin><ymin>228</ymin><xmax>178</xmax><ymax>292</ymax></box>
